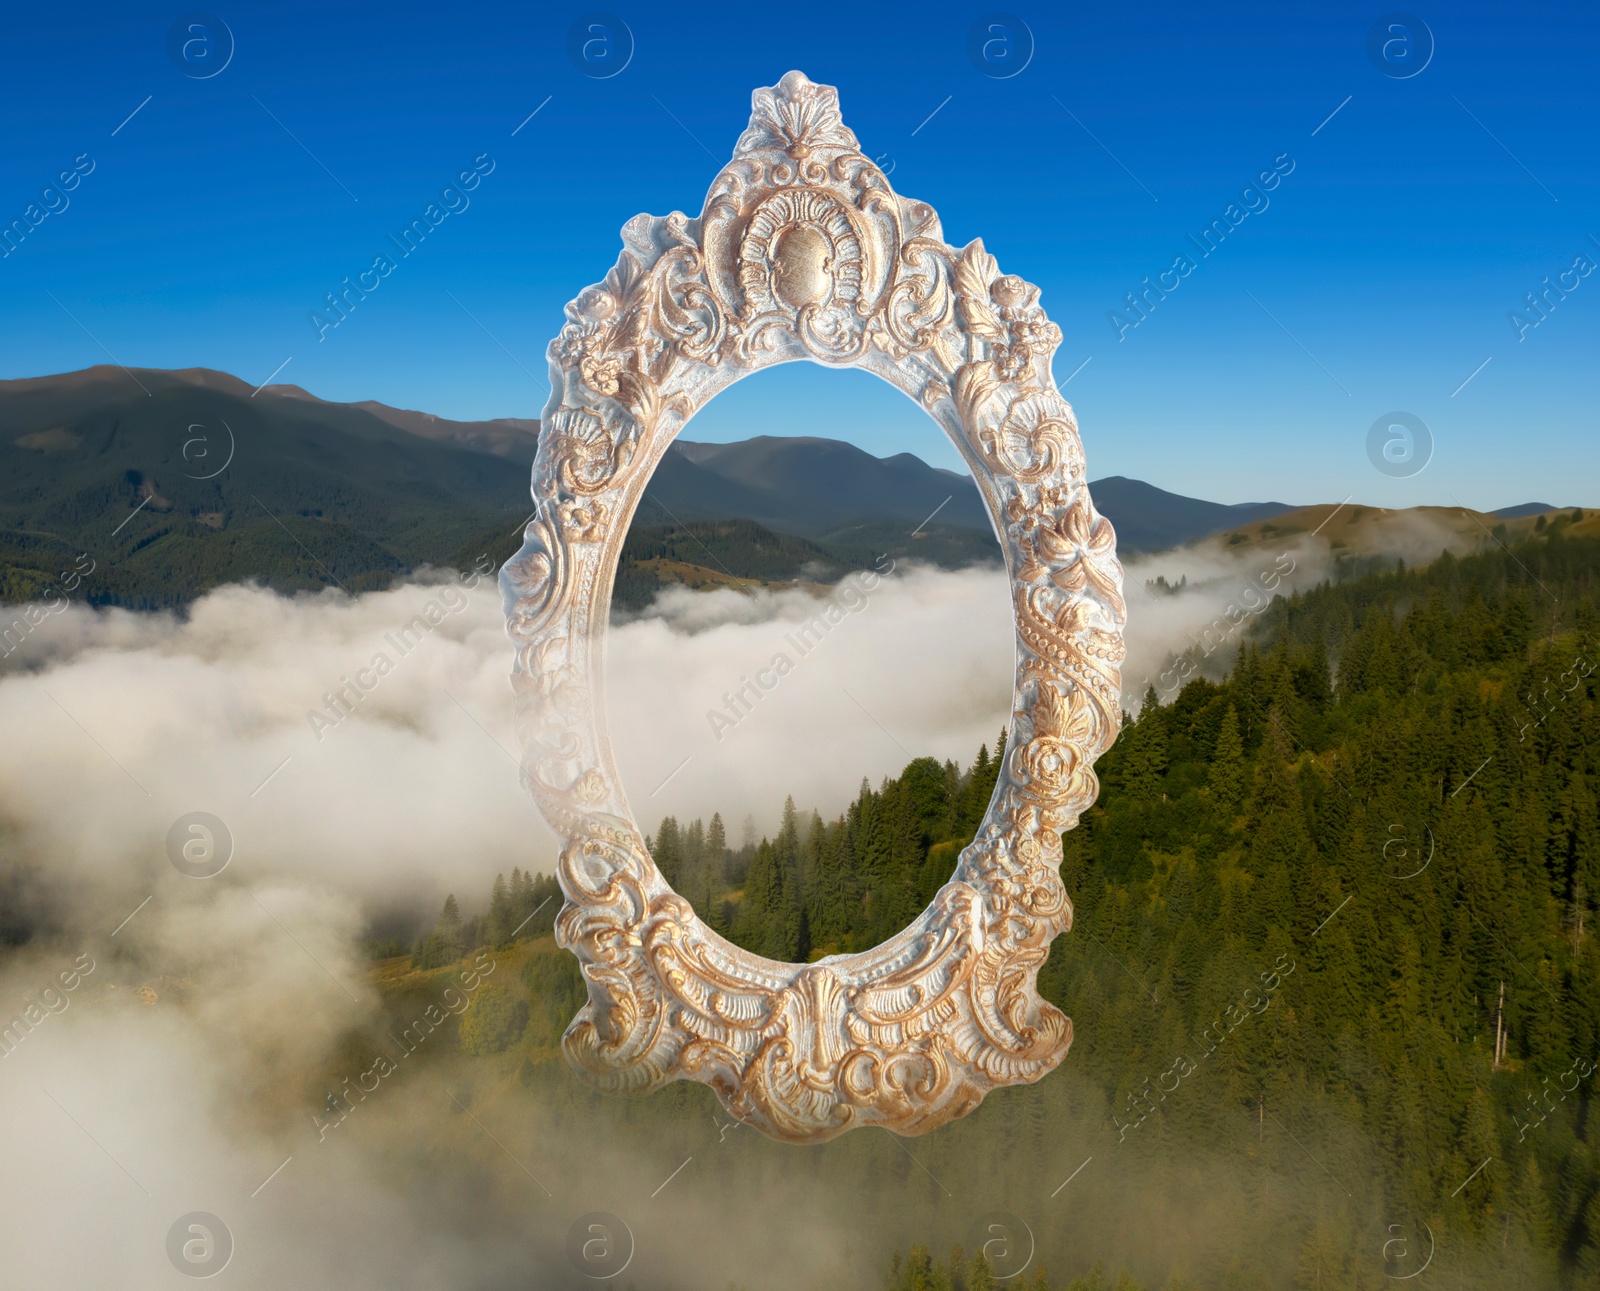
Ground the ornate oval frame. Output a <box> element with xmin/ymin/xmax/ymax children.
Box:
<box><xmin>500</xmin><ymin>71</ymin><xmax>1126</xmax><ymax>1143</ymax></box>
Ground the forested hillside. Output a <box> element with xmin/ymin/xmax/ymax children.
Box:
<box><xmin>409</xmin><ymin>518</ymin><xmax>1600</xmax><ymax>1288</ymax></box>
<box><xmin>1032</xmin><ymin>520</ymin><xmax>1600</xmax><ymax>1287</ymax></box>
<box><xmin>0</xmin><ymin>369</ymin><xmax>532</xmax><ymax>610</ymax></box>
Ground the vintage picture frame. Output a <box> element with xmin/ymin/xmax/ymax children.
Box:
<box><xmin>501</xmin><ymin>71</ymin><xmax>1126</xmax><ymax>1142</ymax></box>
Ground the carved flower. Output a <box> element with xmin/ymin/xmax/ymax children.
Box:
<box><xmin>1009</xmin><ymin>496</ymin><xmax>1078</xmax><ymax>590</ymax></box>
<box><xmin>548</xmin><ymin>407</ymin><xmax>626</xmax><ymax>495</ymax></box>
<box><xmin>1005</xmin><ymin>494</ymin><xmax>1041</xmax><ymax>535</ymax></box>
<box><xmin>992</xmin><ymin>275</ymin><xmax>1026</xmax><ymax>308</ymax></box>
<box><xmin>1015</xmin><ymin>317</ymin><xmax>1058</xmax><ymax>346</ymax></box>
<box><xmin>968</xmin><ymin>267</ymin><xmax>1061</xmax><ymax>384</ymax></box>
<box><xmin>557</xmin><ymin>323</ymin><xmax>596</xmax><ymax>365</ymax></box>
<box><xmin>1035</xmin><ymin>511</ymin><xmax>1078</xmax><ymax>567</ymax></box>
<box><xmin>578</xmin><ymin>287</ymin><xmax>618</xmax><ymax>322</ymax></box>
<box><xmin>991</xmin><ymin>319</ymin><xmax>1062</xmax><ymax>384</ymax></box>
<box><xmin>1018</xmin><ymin>733</ymin><xmax>1075</xmax><ymax>798</ymax></box>
<box><xmin>556</xmin><ymin>312</ymin><xmax>629</xmax><ymax>400</ymax></box>
<box><xmin>557</xmin><ymin>496</ymin><xmax>608</xmax><ymax>542</ymax></box>
<box><xmin>1016</xmin><ymin>681</ymin><xmax>1095</xmax><ymax>801</ymax></box>
<box><xmin>579</xmin><ymin>352</ymin><xmax>624</xmax><ymax>397</ymax></box>
<box><xmin>994</xmin><ymin>343</ymin><xmax>1029</xmax><ymax>383</ymax></box>
<box><xmin>572</xmin><ymin>768</ymin><xmax>608</xmax><ymax>804</ymax></box>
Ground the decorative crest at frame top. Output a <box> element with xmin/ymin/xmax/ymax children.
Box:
<box><xmin>735</xmin><ymin>70</ymin><xmax>861</xmax><ymax>158</ymax></box>
<box><xmin>502</xmin><ymin>71</ymin><xmax>1127</xmax><ymax>1144</ymax></box>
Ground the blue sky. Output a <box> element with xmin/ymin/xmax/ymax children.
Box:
<box><xmin>1</xmin><ymin>0</ymin><xmax>1595</xmax><ymax>509</ymax></box>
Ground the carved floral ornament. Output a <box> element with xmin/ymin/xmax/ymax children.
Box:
<box><xmin>500</xmin><ymin>71</ymin><xmax>1127</xmax><ymax>1143</ymax></box>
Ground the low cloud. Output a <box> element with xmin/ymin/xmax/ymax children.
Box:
<box><xmin>0</xmin><ymin>511</ymin><xmax>1475</xmax><ymax>933</ymax></box>
<box><xmin>608</xmin><ymin>561</ymin><xmax>1014</xmax><ymax>836</ymax></box>
<box><xmin>1116</xmin><ymin>510</ymin><xmax>1469</xmax><ymax>710</ymax></box>
<box><xmin>0</xmin><ymin>570</ymin><xmax>547</xmax><ymax>933</ymax></box>
<box><xmin>0</xmin><ymin>519</ymin><xmax>1478</xmax><ymax>1287</ymax></box>
<box><xmin>0</xmin><ymin>560</ymin><xmax>1019</xmax><ymax>933</ymax></box>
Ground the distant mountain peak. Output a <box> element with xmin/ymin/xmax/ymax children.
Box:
<box><xmin>1492</xmin><ymin>502</ymin><xmax>1567</xmax><ymax>519</ymax></box>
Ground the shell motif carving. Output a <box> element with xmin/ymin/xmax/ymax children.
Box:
<box><xmin>500</xmin><ymin>70</ymin><xmax>1126</xmax><ymax>1143</ymax></box>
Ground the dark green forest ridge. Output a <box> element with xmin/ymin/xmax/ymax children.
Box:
<box><xmin>404</xmin><ymin>517</ymin><xmax>1600</xmax><ymax>1289</ymax></box>
<box><xmin>0</xmin><ymin>366</ymin><xmax>533</xmax><ymax>608</ymax></box>
<box><xmin>0</xmin><ymin>365</ymin><xmax>992</xmax><ymax>612</ymax></box>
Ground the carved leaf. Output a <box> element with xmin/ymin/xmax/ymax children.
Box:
<box><xmin>618</xmin><ymin>368</ymin><xmax>659</xmax><ymax>432</ymax></box>
<box><xmin>606</xmin><ymin>251</ymin><xmax>647</xmax><ymax>307</ymax></box>
<box><xmin>1051</xmin><ymin>561</ymin><xmax>1088</xmax><ymax>593</ymax></box>
<box><xmin>1036</xmin><ymin>681</ymin><xmax>1072</xmax><ymax>739</ymax></box>
<box><xmin>1064</xmin><ymin>491</ymin><xmax>1115</xmax><ymax>555</ymax></box>
<box><xmin>954</xmin><ymin>360</ymin><xmax>1002</xmax><ymax>426</ymax></box>
<box><xmin>1037</xmin><ymin>518</ymin><xmax>1076</xmax><ymax>565</ymax></box>
<box><xmin>953</xmin><ymin>240</ymin><xmax>1005</xmax><ymax>340</ymax></box>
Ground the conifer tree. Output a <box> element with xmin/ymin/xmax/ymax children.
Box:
<box><xmin>651</xmin><ymin>816</ymin><xmax>683</xmax><ymax>887</ymax></box>
<box><xmin>1119</xmin><ymin>688</ymin><xmax>1168</xmax><ymax>801</ymax></box>
<box><xmin>707</xmin><ymin>812</ymin><xmax>728</xmax><ymax>885</ymax></box>
<box><xmin>1209</xmin><ymin>704</ymin><xmax>1246</xmax><ymax>807</ymax></box>
<box><xmin>488</xmin><ymin>873</ymin><xmax>513</xmax><ymax>946</ymax></box>
<box><xmin>410</xmin><ymin>892</ymin><xmax>465</xmax><ymax>968</ymax></box>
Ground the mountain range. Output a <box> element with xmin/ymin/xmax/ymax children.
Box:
<box><xmin>0</xmin><ymin>365</ymin><xmax>1578</xmax><ymax>612</ymax></box>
